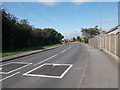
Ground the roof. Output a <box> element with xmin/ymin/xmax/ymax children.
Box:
<box><xmin>105</xmin><ymin>24</ymin><xmax>120</xmax><ymax>34</ymax></box>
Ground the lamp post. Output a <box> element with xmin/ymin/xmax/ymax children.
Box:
<box><xmin>99</xmin><ymin>2</ymin><xmax>102</xmax><ymax>51</ymax></box>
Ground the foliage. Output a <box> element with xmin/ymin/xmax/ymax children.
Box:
<box><xmin>81</xmin><ymin>26</ymin><xmax>100</xmax><ymax>37</ymax></box>
<box><xmin>76</xmin><ymin>36</ymin><xmax>81</xmax><ymax>41</ymax></box>
<box><xmin>83</xmin><ymin>37</ymin><xmax>89</xmax><ymax>43</ymax></box>
<box><xmin>2</xmin><ymin>9</ymin><xmax>64</xmax><ymax>51</ymax></box>
<box><xmin>73</xmin><ymin>37</ymin><xmax>76</xmax><ymax>41</ymax></box>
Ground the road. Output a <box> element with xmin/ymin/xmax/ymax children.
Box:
<box><xmin>0</xmin><ymin>43</ymin><xmax>118</xmax><ymax>88</ymax></box>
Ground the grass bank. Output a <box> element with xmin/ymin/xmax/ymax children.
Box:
<box><xmin>1</xmin><ymin>44</ymin><xmax>62</xmax><ymax>57</ymax></box>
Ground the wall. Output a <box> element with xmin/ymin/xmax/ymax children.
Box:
<box><xmin>89</xmin><ymin>27</ymin><xmax>120</xmax><ymax>61</ymax></box>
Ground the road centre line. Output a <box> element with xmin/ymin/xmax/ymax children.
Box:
<box><xmin>0</xmin><ymin>72</ymin><xmax>20</xmax><ymax>81</ymax></box>
<box><xmin>34</xmin><ymin>45</ymin><xmax>73</xmax><ymax>66</ymax></box>
<box><xmin>70</xmin><ymin>45</ymin><xmax>74</xmax><ymax>48</ymax></box>
<box><xmin>67</xmin><ymin>47</ymin><xmax>71</xmax><ymax>49</ymax></box>
<box><xmin>77</xmin><ymin>58</ymin><xmax>89</xmax><ymax>88</ymax></box>
<box><xmin>60</xmin><ymin>49</ymin><xmax>67</xmax><ymax>53</ymax></box>
<box><xmin>34</xmin><ymin>54</ymin><xmax>58</xmax><ymax>66</ymax></box>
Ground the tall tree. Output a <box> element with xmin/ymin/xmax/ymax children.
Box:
<box><xmin>73</xmin><ymin>37</ymin><xmax>76</xmax><ymax>41</ymax></box>
<box><xmin>2</xmin><ymin>8</ymin><xmax>64</xmax><ymax>51</ymax></box>
<box><xmin>76</xmin><ymin>36</ymin><xmax>81</xmax><ymax>41</ymax></box>
<box><xmin>81</xmin><ymin>26</ymin><xmax>100</xmax><ymax>37</ymax></box>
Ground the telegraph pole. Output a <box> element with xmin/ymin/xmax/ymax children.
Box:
<box><xmin>99</xmin><ymin>2</ymin><xmax>102</xmax><ymax>50</ymax></box>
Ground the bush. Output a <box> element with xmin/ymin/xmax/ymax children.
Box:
<box><xmin>83</xmin><ymin>37</ymin><xmax>89</xmax><ymax>43</ymax></box>
<box><xmin>2</xmin><ymin>9</ymin><xmax>64</xmax><ymax>51</ymax></box>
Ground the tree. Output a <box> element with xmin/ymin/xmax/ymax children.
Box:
<box><xmin>81</xmin><ymin>26</ymin><xmax>100</xmax><ymax>37</ymax></box>
<box><xmin>83</xmin><ymin>37</ymin><xmax>89</xmax><ymax>43</ymax></box>
<box><xmin>43</xmin><ymin>28</ymin><xmax>64</xmax><ymax>44</ymax></box>
<box><xmin>2</xmin><ymin>8</ymin><xmax>64</xmax><ymax>51</ymax></box>
<box><xmin>76</xmin><ymin>36</ymin><xmax>81</xmax><ymax>41</ymax></box>
<box><xmin>73</xmin><ymin>37</ymin><xmax>76</xmax><ymax>41</ymax></box>
<box><xmin>20</xmin><ymin>19</ymin><xmax>29</xmax><ymax>25</ymax></box>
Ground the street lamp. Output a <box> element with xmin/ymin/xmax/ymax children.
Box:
<box><xmin>99</xmin><ymin>2</ymin><xmax>102</xmax><ymax>51</ymax></box>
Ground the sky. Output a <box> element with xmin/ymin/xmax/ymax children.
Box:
<box><xmin>2</xmin><ymin>2</ymin><xmax>118</xmax><ymax>39</ymax></box>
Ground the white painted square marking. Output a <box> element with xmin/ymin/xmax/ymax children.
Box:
<box><xmin>23</xmin><ymin>63</ymin><xmax>73</xmax><ymax>78</ymax></box>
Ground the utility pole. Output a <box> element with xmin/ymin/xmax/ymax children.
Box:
<box><xmin>99</xmin><ymin>2</ymin><xmax>102</xmax><ymax>50</ymax></box>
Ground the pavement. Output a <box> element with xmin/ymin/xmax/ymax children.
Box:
<box><xmin>0</xmin><ymin>43</ymin><xmax>118</xmax><ymax>88</ymax></box>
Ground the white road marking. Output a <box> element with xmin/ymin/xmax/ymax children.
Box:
<box><xmin>0</xmin><ymin>72</ymin><xmax>20</xmax><ymax>81</ymax></box>
<box><xmin>34</xmin><ymin>54</ymin><xmax>57</xmax><ymax>66</ymax></box>
<box><xmin>67</xmin><ymin>47</ymin><xmax>71</xmax><ymax>49</ymax></box>
<box><xmin>34</xmin><ymin>45</ymin><xmax>74</xmax><ymax>66</ymax></box>
<box><xmin>0</xmin><ymin>64</ymin><xmax>2</xmax><ymax>67</ymax></box>
<box><xmin>0</xmin><ymin>62</ymin><xmax>32</xmax><ymax>74</ymax></box>
<box><xmin>59</xmin><ymin>64</ymin><xmax>73</xmax><ymax>78</ymax></box>
<box><xmin>1</xmin><ymin>62</ymin><xmax>31</xmax><ymax>67</ymax></box>
<box><xmin>60</xmin><ymin>45</ymin><xmax>74</xmax><ymax>54</ymax></box>
<box><xmin>60</xmin><ymin>49</ymin><xmax>67</xmax><ymax>53</ymax></box>
<box><xmin>78</xmin><ymin>58</ymin><xmax>89</xmax><ymax>88</ymax></box>
<box><xmin>70</xmin><ymin>46</ymin><xmax>74</xmax><ymax>48</ymax></box>
<box><xmin>23</xmin><ymin>63</ymin><xmax>73</xmax><ymax>79</ymax></box>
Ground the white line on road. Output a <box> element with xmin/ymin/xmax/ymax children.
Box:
<box><xmin>60</xmin><ymin>64</ymin><xmax>73</xmax><ymax>78</ymax></box>
<box><xmin>23</xmin><ymin>63</ymin><xmax>73</xmax><ymax>79</ymax></box>
<box><xmin>78</xmin><ymin>59</ymin><xmax>89</xmax><ymax>88</ymax></box>
<box><xmin>70</xmin><ymin>46</ymin><xmax>74</xmax><ymax>48</ymax></box>
<box><xmin>1</xmin><ymin>62</ymin><xmax>31</xmax><ymax>67</ymax></box>
<box><xmin>34</xmin><ymin>54</ymin><xmax>58</xmax><ymax>66</ymax></box>
<box><xmin>60</xmin><ymin>49</ymin><xmax>67</xmax><ymax>53</ymax></box>
<box><xmin>34</xmin><ymin>45</ymin><xmax>74</xmax><ymax>66</ymax></box>
<box><xmin>0</xmin><ymin>72</ymin><xmax>20</xmax><ymax>81</ymax></box>
<box><xmin>0</xmin><ymin>63</ymin><xmax>32</xmax><ymax>74</ymax></box>
<box><xmin>67</xmin><ymin>47</ymin><xmax>71</xmax><ymax>49</ymax></box>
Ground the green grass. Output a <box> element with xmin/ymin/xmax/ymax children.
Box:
<box><xmin>44</xmin><ymin>44</ymin><xmax>62</xmax><ymax>48</ymax></box>
<box><xmin>1</xmin><ymin>44</ymin><xmax>62</xmax><ymax>57</ymax></box>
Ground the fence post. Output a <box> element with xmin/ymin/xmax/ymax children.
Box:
<box><xmin>105</xmin><ymin>35</ymin><xmax>107</xmax><ymax>51</ymax></box>
<box><xmin>109</xmin><ymin>35</ymin><xmax>111</xmax><ymax>54</ymax></box>
<box><xmin>115</xmin><ymin>34</ymin><xmax>117</xmax><ymax>55</ymax></box>
<box><xmin>100</xmin><ymin>33</ymin><xmax>102</xmax><ymax>50</ymax></box>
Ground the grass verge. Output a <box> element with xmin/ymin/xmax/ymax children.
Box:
<box><xmin>1</xmin><ymin>44</ymin><xmax>62</xmax><ymax>57</ymax></box>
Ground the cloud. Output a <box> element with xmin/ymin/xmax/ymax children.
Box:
<box><xmin>100</xmin><ymin>19</ymin><xmax>104</xmax><ymax>22</ymax></box>
<box><xmin>63</xmin><ymin>31</ymin><xmax>82</xmax><ymax>39</ymax></box>
<box><xmin>72</xmin><ymin>0</ymin><xmax>119</xmax><ymax>2</ymax></box>
<box><xmin>64</xmin><ymin>31</ymin><xmax>78</xmax><ymax>36</ymax></box>
<box><xmin>103</xmin><ymin>27</ymin><xmax>113</xmax><ymax>31</ymax></box>
<box><xmin>99</xmin><ymin>18</ymin><xmax>117</xmax><ymax>23</ymax></box>
<box><xmin>72</xmin><ymin>0</ymin><xmax>87</xmax><ymax>5</ymax></box>
<box><xmin>108</xmin><ymin>18</ymin><xmax>118</xmax><ymax>22</ymax></box>
<box><xmin>37</xmin><ymin>0</ymin><xmax>57</xmax><ymax>6</ymax></box>
<box><xmin>2</xmin><ymin>0</ymin><xmax>119</xmax><ymax>2</ymax></box>
<box><xmin>73</xmin><ymin>0</ymin><xmax>89</xmax><ymax>3</ymax></box>
<box><xmin>38</xmin><ymin>0</ymin><xmax>57</xmax><ymax>1</ymax></box>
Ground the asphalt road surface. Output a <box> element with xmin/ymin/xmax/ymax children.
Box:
<box><xmin>0</xmin><ymin>43</ymin><xmax>118</xmax><ymax>88</ymax></box>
